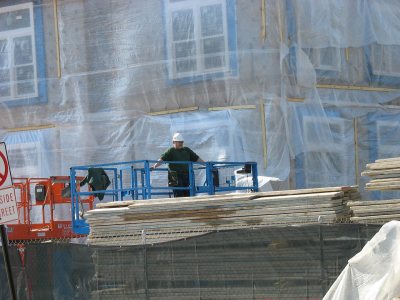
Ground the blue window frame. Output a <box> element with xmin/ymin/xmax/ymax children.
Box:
<box><xmin>294</xmin><ymin>108</ymin><xmax>354</xmax><ymax>188</ymax></box>
<box><xmin>164</xmin><ymin>0</ymin><xmax>237</xmax><ymax>85</ymax></box>
<box><xmin>0</xmin><ymin>0</ymin><xmax>46</xmax><ymax>106</ymax></box>
<box><xmin>365</xmin><ymin>43</ymin><xmax>400</xmax><ymax>86</ymax></box>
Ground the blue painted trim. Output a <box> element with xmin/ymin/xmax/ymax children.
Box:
<box><xmin>294</xmin><ymin>152</ymin><xmax>305</xmax><ymax>188</ymax></box>
<box><xmin>2</xmin><ymin>0</ymin><xmax>47</xmax><ymax>107</ymax></box>
<box><xmin>285</xmin><ymin>0</ymin><xmax>295</xmax><ymax>46</ymax></box>
<box><xmin>165</xmin><ymin>0</ymin><xmax>238</xmax><ymax>86</ymax></box>
<box><xmin>365</xmin><ymin>44</ymin><xmax>400</xmax><ymax>87</ymax></box>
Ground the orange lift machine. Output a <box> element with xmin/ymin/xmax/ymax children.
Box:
<box><xmin>6</xmin><ymin>176</ymin><xmax>94</xmax><ymax>241</ymax></box>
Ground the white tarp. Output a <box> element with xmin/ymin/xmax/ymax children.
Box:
<box><xmin>323</xmin><ymin>220</ymin><xmax>400</xmax><ymax>300</ymax></box>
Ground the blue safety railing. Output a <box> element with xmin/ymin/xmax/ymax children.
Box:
<box><xmin>70</xmin><ymin>160</ymin><xmax>258</xmax><ymax>234</ymax></box>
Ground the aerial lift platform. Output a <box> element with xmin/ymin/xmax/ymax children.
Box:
<box><xmin>6</xmin><ymin>176</ymin><xmax>94</xmax><ymax>242</ymax></box>
<box><xmin>70</xmin><ymin>160</ymin><xmax>258</xmax><ymax>234</ymax></box>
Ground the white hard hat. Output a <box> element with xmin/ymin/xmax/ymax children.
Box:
<box><xmin>172</xmin><ymin>132</ymin><xmax>184</xmax><ymax>142</ymax></box>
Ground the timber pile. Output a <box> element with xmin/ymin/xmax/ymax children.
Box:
<box><xmin>85</xmin><ymin>186</ymin><xmax>359</xmax><ymax>246</ymax></box>
<box><xmin>362</xmin><ymin>157</ymin><xmax>400</xmax><ymax>190</ymax></box>
<box><xmin>355</xmin><ymin>157</ymin><xmax>400</xmax><ymax>223</ymax></box>
<box><xmin>348</xmin><ymin>199</ymin><xmax>400</xmax><ymax>224</ymax></box>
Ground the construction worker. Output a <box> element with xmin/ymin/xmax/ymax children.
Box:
<box><xmin>151</xmin><ymin>133</ymin><xmax>204</xmax><ymax>197</ymax></box>
<box><xmin>79</xmin><ymin>168</ymin><xmax>111</xmax><ymax>200</ymax></box>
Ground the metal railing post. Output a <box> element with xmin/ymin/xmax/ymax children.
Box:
<box><xmin>144</xmin><ymin>161</ymin><xmax>151</xmax><ymax>199</ymax></box>
<box><xmin>189</xmin><ymin>162</ymin><xmax>195</xmax><ymax>196</ymax></box>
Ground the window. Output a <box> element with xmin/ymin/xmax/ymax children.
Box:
<box><xmin>0</xmin><ymin>3</ymin><xmax>38</xmax><ymax>102</ymax></box>
<box><xmin>165</xmin><ymin>0</ymin><xmax>237</xmax><ymax>81</ymax></box>
<box><xmin>6</xmin><ymin>141</ymin><xmax>41</xmax><ymax>178</ymax></box>
<box><xmin>308</xmin><ymin>47</ymin><xmax>341</xmax><ymax>72</ymax></box>
<box><xmin>371</xmin><ymin>44</ymin><xmax>400</xmax><ymax>77</ymax></box>
<box><xmin>302</xmin><ymin>117</ymin><xmax>351</xmax><ymax>187</ymax></box>
<box><xmin>376</xmin><ymin>120</ymin><xmax>400</xmax><ymax>158</ymax></box>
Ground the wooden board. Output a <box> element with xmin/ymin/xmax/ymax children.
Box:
<box><xmin>347</xmin><ymin>199</ymin><xmax>400</xmax><ymax>206</ymax></box>
<box><xmin>84</xmin><ymin>188</ymin><xmax>357</xmax><ymax>246</ymax></box>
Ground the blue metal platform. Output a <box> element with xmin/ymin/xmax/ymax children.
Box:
<box><xmin>70</xmin><ymin>160</ymin><xmax>258</xmax><ymax>234</ymax></box>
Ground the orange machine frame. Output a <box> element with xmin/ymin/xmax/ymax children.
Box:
<box><xmin>6</xmin><ymin>176</ymin><xmax>94</xmax><ymax>241</ymax></box>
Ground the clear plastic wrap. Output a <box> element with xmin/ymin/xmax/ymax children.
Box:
<box><xmin>1</xmin><ymin>0</ymin><xmax>400</xmax><ymax>200</ymax></box>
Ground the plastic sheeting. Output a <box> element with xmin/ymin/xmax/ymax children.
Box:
<box><xmin>323</xmin><ymin>220</ymin><xmax>400</xmax><ymax>300</ymax></box>
<box><xmin>1</xmin><ymin>0</ymin><xmax>400</xmax><ymax>200</ymax></box>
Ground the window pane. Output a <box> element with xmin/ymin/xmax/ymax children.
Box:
<box><xmin>203</xmin><ymin>36</ymin><xmax>225</xmax><ymax>55</ymax></box>
<box><xmin>309</xmin><ymin>48</ymin><xmax>339</xmax><ymax>71</ymax></box>
<box><xmin>305</xmin><ymin>122</ymin><xmax>319</xmax><ymax>141</ymax></box>
<box><xmin>329</xmin><ymin>122</ymin><xmax>344</xmax><ymax>144</ymax></box>
<box><xmin>0</xmin><ymin>9</ymin><xmax>31</xmax><ymax>32</ymax></box>
<box><xmin>174</xmin><ymin>39</ymin><xmax>197</xmax><ymax>73</ymax></box>
<box><xmin>203</xmin><ymin>36</ymin><xmax>225</xmax><ymax>70</ymax></box>
<box><xmin>0</xmin><ymin>39</ymin><xmax>9</xmax><ymax>69</ymax></box>
<box><xmin>390</xmin><ymin>46</ymin><xmax>400</xmax><ymax>74</ymax></box>
<box><xmin>175</xmin><ymin>40</ymin><xmax>196</xmax><ymax>59</ymax></box>
<box><xmin>204</xmin><ymin>55</ymin><xmax>225</xmax><ymax>69</ymax></box>
<box><xmin>378</xmin><ymin>124</ymin><xmax>400</xmax><ymax>146</ymax></box>
<box><xmin>319</xmin><ymin>48</ymin><xmax>339</xmax><ymax>68</ymax></box>
<box><xmin>305</xmin><ymin>151</ymin><xmax>344</xmax><ymax>186</ymax></box>
<box><xmin>172</xmin><ymin>9</ymin><xmax>194</xmax><ymax>41</ymax></box>
<box><xmin>372</xmin><ymin>45</ymin><xmax>385</xmax><ymax>73</ymax></box>
<box><xmin>16</xmin><ymin>65</ymin><xmax>35</xmax><ymax>95</ymax></box>
<box><xmin>305</xmin><ymin>152</ymin><xmax>324</xmax><ymax>186</ymax></box>
<box><xmin>201</xmin><ymin>4</ymin><xmax>223</xmax><ymax>37</ymax></box>
<box><xmin>0</xmin><ymin>69</ymin><xmax>10</xmax><ymax>97</ymax></box>
<box><xmin>176</xmin><ymin>59</ymin><xmax>196</xmax><ymax>73</ymax></box>
<box><xmin>14</xmin><ymin>36</ymin><xmax>33</xmax><ymax>65</ymax></box>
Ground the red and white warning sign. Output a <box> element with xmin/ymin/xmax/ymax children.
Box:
<box><xmin>0</xmin><ymin>143</ymin><xmax>17</xmax><ymax>224</ymax></box>
<box><xmin>0</xmin><ymin>142</ymin><xmax>12</xmax><ymax>189</ymax></box>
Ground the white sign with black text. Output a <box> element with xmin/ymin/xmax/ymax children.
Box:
<box><xmin>0</xmin><ymin>187</ymin><xmax>18</xmax><ymax>224</ymax></box>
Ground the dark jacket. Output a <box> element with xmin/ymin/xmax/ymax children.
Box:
<box><xmin>80</xmin><ymin>168</ymin><xmax>111</xmax><ymax>200</ymax></box>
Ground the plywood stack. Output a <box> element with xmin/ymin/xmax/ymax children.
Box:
<box><xmin>85</xmin><ymin>186</ymin><xmax>359</xmax><ymax>246</ymax></box>
<box><xmin>362</xmin><ymin>157</ymin><xmax>400</xmax><ymax>190</ymax></box>
<box><xmin>348</xmin><ymin>199</ymin><xmax>400</xmax><ymax>224</ymax></box>
<box><xmin>355</xmin><ymin>157</ymin><xmax>400</xmax><ymax>224</ymax></box>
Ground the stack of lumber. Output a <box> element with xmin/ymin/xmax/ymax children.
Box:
<box><xmin>348</xmin><ymin>199</ymin><xmax>400</xmax><ymax>224</ymax></box>
<box><xmin>85</xmin><ymin>186</ymin><xmax>359</xmax><ymax>246</ymax></box>
<box><xmin>357</xmin><ymin>157</ymin><xmax>400</xmax><ymax>223</ymax></box>
<box><xmin>362</xmin><ymin>157</ymin><xmax>400</xmax><ymax>190</ymax></box>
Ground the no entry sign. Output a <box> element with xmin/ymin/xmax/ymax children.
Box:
<box><xmin>0</xmin><ymin>143</ymin><xmax>17</xmax><ymax>224</ymax></box>
<box><xmin>0</xmin><ymin>143</ymin><xmax>12</xmax><ymax>189</ymax></box>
